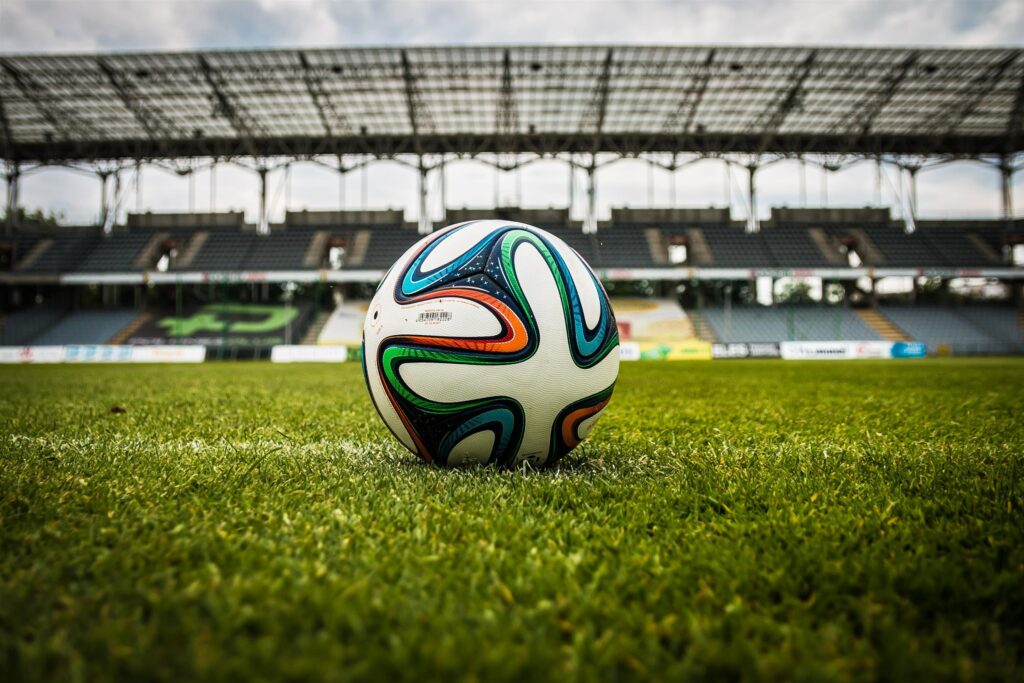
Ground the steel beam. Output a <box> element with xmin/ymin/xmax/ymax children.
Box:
<box><xmin>497</xmin><ymin>50</ymin><xmax>518</xmax><ymax>138</ymax></box>
<box><xmin>0</xmin><ymin>86</ymin><xmax>14</xmax><ymax>162</ymax></box>
<box><xmin>257</xmin><ymin>167</ymin><xmax>269</xmax><ymax>235</ymax></box>
<box><xmin>298</xmin><ymin>52</ymin><xmax>349</xmax><ymax>139</ymax></box>
<box><xmin>400</xmin><ymin>50</ymin><xmax>431</xmax><ymax>153</ymax></box>
<box><xmin>97</xmin><ymin>58</ymin><xmax>177</xmax><ymax>143</ymax></box>
<box><xmin>746</xmin><ymin>165</ymin><xmax>759</xmax><ymax>233</ymax></box>
<box><xmin>4</xmin><ymin>163</ymin><xmax>18</xmax><ymax>233</ymax></box>
<box><xmin>751</xmin><ymin>51</ymin><xmax>817</xmax><ymax>154</ymax></box>
<box><xmin>1006</xmin><ymin>65</ymin><xmax>1024</xmax><ymax>156</ymax></box>
<box><xmin>0</xmin><ymin>59</ymin><xmax>82</xmax><ymax>141</ymax></box>
<box><xmin>417</xmin><ymin>161</ymin><xmax>431</xmax><ymax>234</ymax></box>
<box><xmin>198</xmin><ymin>55</ymin><xmax>261</xmax><ymax>157</ymax></box>
<box><xmin>661</xmin><ymin>49</ymin><xmax>715</xmax><ymax>134</ymax></box>
<box><xmin>2</xmin><ymin>131</ymin><xmax>1017</xmax><ymax>164</ymax></box>
<box><xmin>928</xmin><ymin>52</ymin><xmax>1019</xmax><ymax>136</ymax></box>
<box><xmin>840</xmin><ymin>52</ymin><xmax>918</xmax><ymax>146</ymax></box>
<box><xmin>584</xmin><ymin>166</ymin><xmax>597</xmax><ymax>234</ymax></box>
<box><xmin>1000</xmin><ymin>156</ymin><xmax>1014</xmax><ymax>219</ymax></box>
<box><xmin>581</xmin><ymin>49</ymin><xmax>614</xmax><ymax>153</ymax></box>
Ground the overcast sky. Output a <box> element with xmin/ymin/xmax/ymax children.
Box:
<box><xmin>2</xmin><ymin>0</ymin><xmax>1022</xmax><ymax>225</ymax></box>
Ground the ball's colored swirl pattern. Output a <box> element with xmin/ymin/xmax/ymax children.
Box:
<box><xmin>369</xmin><ymin>222</ymin><xmax>619</xmax><ymax>467</ymax></box>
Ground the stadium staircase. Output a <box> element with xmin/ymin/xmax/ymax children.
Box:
<box><xmin>685</xmin><ymin>229</ymin><xmax>713</xmax><ymax>265</ymax></box>
<box><xmin>846</xmin><ymin>228</ymin><xmax>885</xmax><ymax>265</ymax></box>
<box><xmin>346</xmin><ymin>230</ymin><xmax>372</xmax><ymax>267</ymax></box>
<box><xmin>686</xmin><ymin>310</ymin><xmax>719</xmax><ymax>343</ymax></box>
<box><xmin>175</xmin><ymin>231</ymin><xmax>209</xmax><ymax>268</ymax></box>
<box><xmin>303</xmin><ymin>231</ymin><xmax>330</xmax><ymax>268</ymax></box>
<box><xmin>15</xmin><ymin>238</ymin><xmax>54</xmax><ymax>271</ymax></box>
<box><xmin>644</xmin><ymin>228</ymin><xmax>669</xmax><ymax>265</ymax></box>
<box><xmin>108</xmin><ymin>311</ymin><xmax>153</xmax><ymax>344</ymax></box>
<box><xmin>301</xmin><ymin>309</ymin><xmax>332</xmax><ymax>345</ymax></box>
<box><xmin>855</xmin><ymin>308</ymin><xmax>911</xmax><ymax>342</ymax></box>
<box><xmin>807</xmin><ymin>228</ymin><xmax>847</xmax><ymax>265</ymax></box>
<box><xmin>133</xmin><ymin>232</ymin><xmax>170</xmax><ymax>268</ymax></box>
<box><xmin>967</xmin><ymin>233</ymin><xmax>1002</xmax><ymax>263</ymax></box>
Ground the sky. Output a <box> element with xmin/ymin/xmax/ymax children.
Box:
<box><xmin>1</xmin><ymin>0</ymin><xmax>1022</xmax><ymax>226</ymax></box>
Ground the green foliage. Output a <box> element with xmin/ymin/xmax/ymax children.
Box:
<box><xmin>1</xmin><ymin>360</ymin><xmax>1022</xmax><ymax>681</ymax></box>
<box><xmin>1</xmin><ymin>206</ymin><xmax>65</xmax><ymax>227</ymax></box>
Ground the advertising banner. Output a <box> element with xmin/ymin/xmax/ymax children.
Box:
<box><xmin>270</xmin><ymin>345</ymin><xmax>349</xmax><ymax>363</ymax></box>
<box><xmin>63</xmin><ymin>345</ymin><xmax>135</xmax><ymax>362</ymax></box>
<box><xmin>129</xmin><ymin>346</ymin><xmax>207</xmax><ymax>363</ymax></box>
<box><xmin>0</xmin><ymin>346</ymin><xmax>65</xmax><ymax>363</ymax></box>
<box><xmin>618</xmin><ymin>341</ymin><xmax>712</xmax><ymax>361</ymax></box>
<box><xmin>712</xmin><ymin>342</ymin><xmax>781</xmax><ymax>359</ymax></box>
<box><xmin>890</xmin><ymin>341</ymin><xmax>927</xmax><ymax>358</ymax></box>
<box><xmin>619</xmin><ymin>342</ymin><xmax>642</xmax><ymax>361</ymax></box>
<box><xmin>780</xmin><ymin>341</ymin><xmax>896</xmax><ymax>360</ymax></box>
<box><xmin>0</xmin><ymin>345</ymin><xmax>206</xmax><ymax>363</ymax></box>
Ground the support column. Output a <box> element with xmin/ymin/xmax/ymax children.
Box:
<box><xmin>746</xmin><ymin>164</ymin><xmax>759</xmax><ymax>233</ymax></box>
<box><xmin>417</xmin><ymin>159</ymin><xmax>431</xmax><ymax>234</ymax></box>
<box><xmin>799</xmin><ymin>157</ymin><xmax>807</xmax><ymax>207</ymax></box>
<box><xmin>135</xmin><ymin>160</ymin><xmax>143</xmax><ymax>213</ymax></box>
<box><xmin>257</xmin><ymin>166</ymin><xmax>269</xmax><ymax>235</ymax></box>
<box><xmin>874</xmin><ymin>158</ymin><xmax>883</xmax><ymax>206</ymax></box>
<box><xmin>904</xmin><ymin>166</ymin><xmax>918</xmax><ymax>234</ymax></box>
<box><xmin>584</xmin><ymin>165</ymin><xmax>597</xmax><ymax>234</ymax></box>
<box><xmin>439</xmin><ymin>156</ymin><xmax>447</xmax><ymax>225</ymax></box>
<box><xmin>5</xmin><ymin>163</ymin><xmax>19</xmax><ymax>234</ymax></box>
<box><xmin>669</xmin><ymin>163</ymin><xmax>677</xmax><ymax>208</ymax></box>
<box><xmin>1000</xmin><ymin>156</ymin><xmax>1014</xmax><ymax>220</ymax></box>
<box><xmin>209</xmin><ymin>162</ymin><xmax>217</xmax><ymax>212</ymax></box>
<box><xmin>98</xmin><ymin>171</ymin><xmax>111</xmax><ymax>233</ymax></box>
<box><xmin>568</xmin><ymin>160</ymin><xmax>575</xmax><ymax>217</ymax></box>
<box><xmin>107</xmin><ymin>170</ymin><xmax>121</xmax><ymax>234</ymax></box>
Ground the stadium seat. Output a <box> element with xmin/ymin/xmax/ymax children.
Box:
<box><xmin>31</xmin><ymin>310</ymin><xmax>142</xmax><ymax>345</ymax></box>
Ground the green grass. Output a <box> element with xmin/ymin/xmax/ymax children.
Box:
<box><xmin>1</xmin><ymin>359</ymin><xmax>1022</xmax><ymax>682</ymax></box>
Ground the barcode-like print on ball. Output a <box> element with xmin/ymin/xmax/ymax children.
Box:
<box><xmin>362</xmin><ymin>220</ymin><xmax>620</xmax><ymax>468</ymax></box>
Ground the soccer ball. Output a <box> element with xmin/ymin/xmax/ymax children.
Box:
<box><xmin>362</xmin><ymin>220</ymin><xmax>620</xmax><ymax>468</ymax></box>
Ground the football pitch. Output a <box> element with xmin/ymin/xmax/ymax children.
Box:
<box><xmin>2</xmin><ymin>359</ymin><xmax>1022</xmax><ymax>681</ymax></box>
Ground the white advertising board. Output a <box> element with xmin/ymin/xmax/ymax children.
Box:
<box><xmin>780</xmin><ymin>341</ymin><xmax>894</xmax><ymax>360</ymax></box>
<box><xmin>618</xmin><ymin>342</ymin><xmax>642</xmax><ymax>361</ymax></box>
<box><xmin>0</xmin><ymin>346</ymin><xmax>66</xmax><ymax>363</ymax></box>
<box><xmin>270</xmin><ymin>345</ymin><xmax>349</xmax><ymax>363</ymax></box>
<box><xmin>0</xmin><ymin>345</ymin><xmax>206</xmax><ymax>363</ymax></box>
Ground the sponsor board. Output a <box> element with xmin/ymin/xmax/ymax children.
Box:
<box><xmin>128</xmin><ymin>346</ymin><xmax>207</xmax><ymax>363</ymax></box>
<box><xmin>0</xmin><ymin>345</ymin><xmax>206</xmax><ymax>363</ymax></box>
<box><xmin>890</xmin><ymin>341</ymin><xmax>928</xmax><ymax>358</ymax></box>
<box><xmin>0</xmin><ymin>346</ymin><xmax>65</xmax><ymax>363</ymax></box>
<box><xmin>780</xmin><ymin>341</ymin><xmax>916</xmax><ymax>360</ymax></box>
<box><xmin>619</xmin><ymin>340</ymin><xmax>712</xmax><ymax>361</ymax></box>
<box><xmin>712</xmin><ymin>342</ymin><xmax>781</xmax><ymax>359</ymax></box>
<box><xmin>270</xmin><ymin>345</ymin><xmax>349</xmax><ymax>363</ymax></box>
<box><xmin>619</xmin><ymin>342</ymin><xmax>641</xmax><ymax>361</ymax></box>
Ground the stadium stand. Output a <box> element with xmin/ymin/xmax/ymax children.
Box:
<box><xmin>74</xmin><ymin>232</ymin><xmax>155</xmax><ymax>272</ymax></box>
<box><xmin>180</xmin><ymin>232</ymin><xmax>256</xmax><ymax>271</ymax></box>
<box><xmin>244</xmin><ymin>230</ymin><xmax>318</xmax><ymax>271</ymax></box>
<box><xmin>0</xmin><ymin>307</ymin><xmax>65</xmax><ymax>345</ymax></box>
<box><xmin>701</xmin><ymin>306</ymin><xmax>884</xmax><ymax>343</ymax></box>
<box><xmin>30</xmin><ymin>310</ymin><xmax>141</xmax><ymax>345</ymax></box>
<box><xmin>16</xmin><ymin>234</ymin><xmax>100</xmax><ymax>273</ymax></box>
<box><xmin>955</xmin><ymin>306</ymin><xmax>1024</xmax><ymax>345</ymax></box>
<box><xmin>593</xmin><ymin>226</ymin><xmax>660</xmax><ymax>268</ymax></box>
<box><xmin>879</xmin><ymin>305</ymin><xmax>1023</xmax><ymax>354</ymax></box>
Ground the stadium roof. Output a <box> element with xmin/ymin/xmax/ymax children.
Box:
<box><xmin>1</xmin><ymin>45</ymin><xmax>1023</xmax><ymax>163</ymax></box>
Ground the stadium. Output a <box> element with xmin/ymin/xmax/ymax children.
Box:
<box><xmin>2</xmin><ymin>6</ymin><xmax>1023</xmax><ymax>682</ymax></box>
